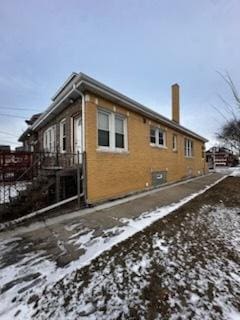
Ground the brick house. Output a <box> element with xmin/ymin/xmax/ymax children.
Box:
<box><xmin>23</xmin><ymin>73</ymin><xmax>207</xmax><ymax>205</ymax></box>
<box><xmin>206</xmin><ymin>147</ymin><xmax>238</xmax><ymax>168</ymax></box>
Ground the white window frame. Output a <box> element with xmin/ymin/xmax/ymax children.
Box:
<box><xmin>150</xmin><ymin>127</ymin><xmax>166</xmax><ymax>148</ymax></box>
<box><xmin>173</xmin><ymin>134</ymin><xmax>177</xmax><ymax>151</ymax></box>
<box><xmin>97</xmin><ymin>108</ymin><xmax>128</xmax><ymax>152</ymax></box>
<box><xmin>60</xmin><ymin>119</ymin><xmax>67</xmax><ymax>153</ymax></box>
<box><xmin>43</xmin><ymin>125</ymin><xmax>56</xmax><ymax>152</ymax></box>
<box><xmin>184</xmin><ymin>138</ymin><xmax>194</xmax><ymax>157</ymax></box>
<box><xmin>97</xmin><ymin>109</ymin><xmax>111</xmax><ymax>150</ymax></box>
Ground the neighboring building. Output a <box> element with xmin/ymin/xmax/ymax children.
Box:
<box><xmin>21</xmin><ymin>73</ymin><xmax>208</xmax><ymax>205</ymax></box>
<box><xmin>18</xmin><ymin>113</ymin><xmax>42</xmax><ymax>152</ymax></box>
<box><xmin>0</xmin><ymin>145</ymin><xmax>11</xmax><ymax>152</ymax></box>
<box><xmin>206</xmin><ymin>147</ymin><xmax>238</xmax><ymax>168</ymax></box>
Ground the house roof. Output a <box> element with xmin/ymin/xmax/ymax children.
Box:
<box><xmin>206</xmin><ymin>147</ymin><xmax>234</xmax><ymax>154</ymax></box>
<box><xmin>0</xmin><ymin>145</ymin><xmax>11</xmax><ymax>151</ymax></box>
<box><xmin>18</xmin><ymin>113</ymin><xmax>42</xmax><ymax>142</ymax></box>
<box><xmin>31</xmin><ymin>72</ymin><xmax>208</xmax><ymax>143</ymax></box>
<box><xmin>25</xmin><ymin>113</ymin><xmax>42</xmax><ymax>125</ymax></box>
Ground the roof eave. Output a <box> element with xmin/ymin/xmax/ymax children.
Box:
<box><xmin>32</xmin><ymin>72</ymin><xmax>208</xmax><ymax>143</ymax></box>
<box><xmin>76</xmin><ymin>75</ymin><xmax>208</xmax><ymax>143</ymax></box>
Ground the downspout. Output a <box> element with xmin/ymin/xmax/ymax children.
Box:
<box><xmin>73</xmin><ymin>84</ymin><xmax>85</xmax><ymax>152</ymax></box>
<box><xmin>73</xmin><ymin>84</ymin><xmax>87</xmax><ymax>204</ymax></box>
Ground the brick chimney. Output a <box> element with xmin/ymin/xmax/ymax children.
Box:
<box><xmin>172</xmin><ymin>83</ymin><xmax>180</xmax><ymax>124</ymax></box>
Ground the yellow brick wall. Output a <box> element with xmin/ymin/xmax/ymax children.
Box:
<box><xmin>85</xmin><ymin>94</ymin><xmax>207</xmax><ymax>203</ymax></box>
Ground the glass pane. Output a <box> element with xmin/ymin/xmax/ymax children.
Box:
<box><xmin>63</xmin><ymin>137</ymin><xmax>66</xmax><ymax>151</ymax></box>
<box><xmin>150</xmin><ymin>128</ymin><xmax>155</xmax><ymax>136</ymax></box>
<box><xmin>98</xmin><ymin>129</ymin><xmax>109</xmax><ymax>147</ymax></box>
<box><xmin>63</xmin><ymin>122</ymin><xmax>66</xmax><ymax>136</ymax></box>
<box><xmin>98</xmin><ymin>111</ymin><xmax>109</xmax><ymax>130</ymax></box>
<box><xmin>115</xmin><ymin>117</ymin><xmax>124</xmax><ymax>134</ymax></box>
<box><xmin>45</xmin><ymin>133</ymin><xmax>48</xmax><ymax>148</ymax></box>
<box><xmin>116</xmin><ymin>133</ymin><xmax>124</xmax><ymax>148</ymax></box>
<box><xmin>159</xmin><ymin>131</ymin><xmax>164</xmax><ymax>145</ymax></box>
<box><xmin>173</xmin><ymin>135</ymin><xmax>177</xmax><ymax>149</ymax></box>
<box><xmin>150</xmin><ymin>136</ymin><xmax>156</xmax><ymax>143</ymax></box>
<box><xmin>150</xmin><ymin>129</ymin><xmax>156</xmax><ymax>143</ymax></box>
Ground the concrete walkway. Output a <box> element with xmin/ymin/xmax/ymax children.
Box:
<box><xmin>2</xmin><ymin>173</ymin><xmax>223</xmax><ymax>238</ymax></box>
<box><xmin>0</xmin><ymin>172</ymin><xmax>226</xmax><ymax>317</ymax></box>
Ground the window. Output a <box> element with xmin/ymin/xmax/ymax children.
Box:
<box><xmin>201</xmin><ymin>145</ymin><xmax>205</xmax><ymax>159</ymax></box>
<box><xmin>150</xmin><ymin>128</ymin><xmax>156</xmax><ymax>144</ymax></box>
<box><xmin>43</xmin><ymin>126</ymin><xmax>56</xmax><ymax>152</ymax></box>
<box><xmin>172</xmin><ymin>134</ymin><xmax>177</xmax><ymax>151</ymax></box>
<box><xmin>60</xmin><ymin>120</ymin><xmax>66</xmax><ymax>152</ymax></box>
<box><xmin>97</xmin><ymin>109</ymin><xmax>127</xmax><ymax>151</ymax></box>
<box><xmin>98</xmin><ymin>110</ymin><xmax>110</xmax><ymax>147</ymax></box>
<box><xmin>150</xmin><ymin>127</ymin><xmax>166</xmax><ymax>147</ymax></box>
<box><xmin>115</xmin><ymin>116</ymin><xmax>124</xmax><ymax>148</ymax></box>
<box><xmin>184</xmin><ymin>138</ymin><xmax>194</xmax><ymax>157</ymax></box>
<box><xmin>158</xmin><ymin>130</ymin><xmax>165</xmax><ymax>146</ymax></box>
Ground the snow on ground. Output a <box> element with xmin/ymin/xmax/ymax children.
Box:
<box><xmin>30</xmin><ymin>205</ymin><xmax>240</xmax><ymax>320</ymax></box>
<box><xmin>0</xmin><ymin>182</ymin><xmax>29</xmax><ymax>204</ymax></box>
<box><xmin>0</xmin><ymin>177</ymin><xmax>226</xmax><ymax>319</ymax></box>
<box><xmin>215</xmin><ymin>166</ymin><xmax>240</xmax><ymax>177</ymax></box>
<box><xmin>229</xmin><ymin>166</ymin><xmax>240</xmax><ymax>177</ymax></box>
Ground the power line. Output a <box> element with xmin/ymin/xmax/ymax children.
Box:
<box><xmin>0</xmin><ymin>139</ymin><xmax>20</xmax><ymax>145</ymax></box>
<box><xmin>0</xmin><ymin>113</ymin><xmax>26</xmax><ymax>119</ymax></box>
<box><xmin>0</xmin><ymin>130</ymin><xmax>18</xmax><ymax>138</ymax></box>
<box><xmin>0</xmin><ymin>106</ymin><xmax>39</xmax><ymax>112</ymax></box>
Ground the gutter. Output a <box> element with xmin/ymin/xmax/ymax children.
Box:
<box><xmin>74</xmin><ymin>79</ymin><xmax>208</xmax><ymax>143</ymax></box>
<box><xmin>32</xmin><ymin>74</ymin><xmax>208</xmax><ymax>143</ymax></box>
<box><xmin>32</xmin><ymin>86</ymin><xmax>76</xmax><ymax>131</ymax></box>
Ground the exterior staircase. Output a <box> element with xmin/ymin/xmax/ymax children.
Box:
<box><xmin>0</xmin><ymin>151</ymin><xmax>86</xmax><ymax>224</ymax></box>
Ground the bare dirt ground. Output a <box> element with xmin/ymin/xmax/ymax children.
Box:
<box><xmin>24</xmin><ymin>176</ymin><xmax>240</xmax><ymax>320</ymax></box>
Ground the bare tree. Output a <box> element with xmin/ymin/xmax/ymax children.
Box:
<box><xmin>217</xmin><ymin>119</ymin><xmax>240</xmax><ymax>151</ymax></box>
<box><xmin>216</xmin><ymin>73</ymin><xmax>240</xmax><ymax>154</ymax></box>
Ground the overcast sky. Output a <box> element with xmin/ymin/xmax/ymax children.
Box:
<box><xmin>0</xmin><ymin>0</ymin><xmax>239</xmax><ymax>148</ymax></box>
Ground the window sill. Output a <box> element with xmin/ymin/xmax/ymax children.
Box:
<box><xmin>185</xmin><ymin>156</ymin><xmax>194</xmax><ymax>159</ymax></box>
<box><xmin>97</xmin><ymin>147</ymin><xmax>129</xmax><ymax>155</ymax></box>
<box><xmin>150</xmin><ymin>143</ymin><xmax>168</xmax><ymax>150</ymax></box>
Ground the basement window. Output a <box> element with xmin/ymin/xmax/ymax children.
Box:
<box><xmin>184</xmin><ymin>138</ymin><xmax>194</xmax><ymax>157</ymax></box>
<box><xmin>97</xmin><ymin>109</ymin><xmax>128</xmax><ymax>151</ymax></box>
<box><xmin>150</xmin><ymin>127</ymin><xmax>166</xmax><ymax>148</ymax></box>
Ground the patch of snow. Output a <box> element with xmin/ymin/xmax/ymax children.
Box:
<box><xmin>229</xmin><ymin>166</ymin><xmax>240</xmax><ymax>177</ymax></box>
<box><xmin>153</xmin><ymin>238</ymin><xmax>169</xmax><ymax>253</ymax></box>
<box><xmin>0</xmin><ymin>175</ymin><xmax>230</xmax><ymax>319</ymax></box>
<box><xmin>30</xmin><ymin>203</ymin><xmax>240</xmax><ymax>319</ymax></box>
<box><xmin>227</xmin><ymin>309</ymin><xmax>240</xmax><ymax>320</ymax></box>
